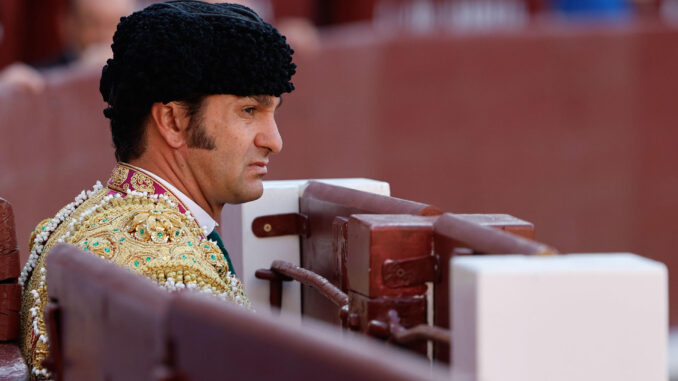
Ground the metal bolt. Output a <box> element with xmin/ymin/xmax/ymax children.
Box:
<box><xmin>263</xmin><ymin>223</ymin><xmax>272</xmax><ymax>232</ymax></box>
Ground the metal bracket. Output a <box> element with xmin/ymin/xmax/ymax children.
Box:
<box><xmin>382</xmin><ymin>254</ymin><xmax>440</xmax><ymax>288</ymax></box>
<box><xmin>251</xmin><ymin>213</ymin><xmax>309</xmax><ymax>238</ymax></box>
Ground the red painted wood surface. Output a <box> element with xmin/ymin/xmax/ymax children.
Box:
<box><xmin>0</xmin><ymin>199</ymin><xmax>18</xmax><ymax>262</ymax></box>
<box><xmin>344</xmin><ymin>213</ymin><xmax>541</xmax><ymax>361</ymax></box>
<box><xmin>46</xmin><ymin>242</ymin><xmax>448</xmax><ymax>380</ymax></box>
<box><xmin>300</xmin><ymin>182</ymin><xmax>440</xmax><ymax>325</ymax></box>
<box><xmin>46</xmin><ymin>244</ymin><xmax>171</xmax><ymax>380</ymax></box>
<box><xmin>0</xmin><ymin>343</ymin><xmax>27</xmax><ymax>381</ymax></box>
<box><xmin>0</xmin><ymin>198</ymin><xmax>26</xmax><ymax>377</ymax></box>
<box><xmin>168</xmin><ymin>291</ymin><xmax>445</xmax><ymax>381</ymax></box>
<box><xmin>347</xmin><ymin>214</ymin><xmax>435</xmax><ymax>298</ymax></box>
<box><xmin>0</xmin><ymin>285</ymin><xmax>20</xmax><ymax>342</ymax></box>
<box><xmin>0</xmin><ymin>198</ymin><xmax>20</xmax><ymax>340</ymax></box>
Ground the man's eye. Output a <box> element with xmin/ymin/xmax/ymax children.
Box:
<box><xmin>243</xmin><ymin>107</ymin><xmax>256</xmax><ymax>115</ymax></box>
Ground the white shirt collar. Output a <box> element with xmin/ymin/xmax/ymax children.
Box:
<box><xmin>137</xmin><ymin>167</ymin><xmax>218</xmax><ymax>234</ymax></box>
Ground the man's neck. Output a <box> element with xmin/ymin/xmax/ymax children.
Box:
<box><xmin>128</xmin><ymin>157</ymin><xmax>222</xmax><ymax>221</ymax></box>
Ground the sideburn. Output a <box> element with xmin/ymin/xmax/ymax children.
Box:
<box><xmin>187</xmin><ymin>116</ymin><xmax>217</xmax><ymax>150</ymax></box>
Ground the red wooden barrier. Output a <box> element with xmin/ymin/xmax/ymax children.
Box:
<box><xmin>168</xmin><ymin>291</ymin><xmax>447</xmax><ymax>381</ymax></box>
<box><xmin>44</xmin><ymin>243</ymin><xmax>449</xmax><ymax>380</ymax></box>
<box><xmin>0</xmin><ymin>197</ymin><xmax>27</xmax><ymax>380</ymax></box>
<box><xmin>45</xmin><ymin>244</ymin><xmax>171</xmax><ymax>380</ymax></box>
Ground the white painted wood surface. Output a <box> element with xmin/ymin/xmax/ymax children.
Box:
<box><xmin>220</xmin><ymin>179</ymin><xmax>390</xmax><ymax>319</ymax></box>
<box><xmin>451</xmin><ymin>253</ymin><xmax>668</xmax><ymax>381</ymax></box>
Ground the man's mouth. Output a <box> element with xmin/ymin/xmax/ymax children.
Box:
<box><xmin>249</xmin><ymin>160</ymin><xmax>268</xmax><ymax>175</ymax></box>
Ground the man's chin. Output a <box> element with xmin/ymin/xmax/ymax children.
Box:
<box><xmin>229</xmin><ymin>182</ymin><xmax>264</xmax><ymax>204</ymax></box>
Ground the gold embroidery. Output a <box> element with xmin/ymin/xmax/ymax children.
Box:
<box><xmin>164</xmin><ymin>192</ymin><xmax>182</xmax><ymax>209</ymax></box>
<box><xmin>21</xmin><ymin>188</ymin><xmax>249</xmax><ymax>379</ymax></box>
<box><xmin>109</xmin><ymin>166</ymin><xmax>130</xmax><ymax>192</ymax></box>
<box><xmin>130</xmin><ymin>172</ymin><xmax>155</xmax><ymax>193</ymax></box>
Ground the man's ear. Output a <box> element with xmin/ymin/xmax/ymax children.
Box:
<box><xmin>149</xmin><ymin>102</ymin><xmax>190</xmax><ymax>149</ymax></box>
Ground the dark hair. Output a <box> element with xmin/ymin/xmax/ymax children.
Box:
<box><xmin>183</xmin><ymin>95</ymin><xmax>216</xmax><ymax>151</ymax></box>
<box><xmin>100</xmin><ymin>0</ymin><xmax>296</xmax><ymax>162</ymax></box>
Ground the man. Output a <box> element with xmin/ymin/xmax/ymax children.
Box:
<box><xmin>19</xmin><ymin>1</ymin><xmax>296</xmax><ymax>378</ymax></box>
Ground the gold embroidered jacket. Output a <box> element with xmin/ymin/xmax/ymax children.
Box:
<box><xmin>20</xmin><ymin>163</ymin><xmax>248</xmax><ymax>380</ymax></box>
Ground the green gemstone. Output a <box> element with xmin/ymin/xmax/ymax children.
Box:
<box><xmin>187</xmin><ymin>241</ymin><xmax>193</xmax><ymax>247</ymax></box>
<box><xmin>218</xmin><ymin>269</ymin><xmax>222</xmax><ymax>273</ymax></box>
<box><xmin>157</xmin><ymin>232</ymin><xmax>163</xmax><ymax>238</ymax></box>
<box><xmin>41</xmin><ymin>226</ymin><xmax>46</xmax><ymax>231</ymax></box>
<box><xmin>93</xmin><ymin>242</ymin><xmax>99</xmax><ymax>246</ymax></box>
<box><xmin>153</xmin><ymin>210</ymin><xmax>158</xmax><ymax>213</ymax></box>
<box><xmin>104</xmin><ymin>248</ymin><xmax>110</xmax><ymax>253</ymax></box>
<box><xmin>182</xmin><ymin>255</ymin><xmax>187</xmax><ymax>259</ymax></box>
<box><xmin>134</xmin><ymin>261</ymin><xmax>139</xmax><ymax>267</ymax></box>
<box><xmin>102</xmin><ymin>218</ymin><xmax>107</xmax><ymax>222</ymax></box>
<box><xmin>204</xmin><ymin>245</ymin><xmax>209</xmax><ymax>249</ymax></box>
<box><xmin>120</xmin><ymin>238</ymin><xmax>125</xmax><ymax>242</ymax></box>
<box><xmin>146</xmin><ymin>257</ymin><xmax>151</xmax><ymax>261</ymax></box>
<box><xmin>84</xmin><ymin>241</ymin><xmax>88</xmax><ymax>244</ymax></box>
<box><xmin>84</xmin><ymin>246</ymin><xmax>89</xmax><ymax>251</ymax></box>
<box><xmin>140</xmin><ymin>229</ymin><xmax>144</xmax><ymax>234</ymax></box>
<box><xmin>175</xmin><ymin>231</ymin><xmax>180</xmax><ymax>236</ymax></box>
<box><xmin>113</xmin><ymin>228</ymin><xmax>119</xmax><ymax>232</ymax></box>
<box><xmin>192</xmin><ymin>259</ymin><xmax>196</xmax><ymax>263</ymax></box>
<box><xmin>210</xmin><ymin>255</ymin><xmax>216</xmax><ymax>260</ymax></box>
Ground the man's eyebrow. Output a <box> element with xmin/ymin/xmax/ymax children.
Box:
<box><xmin>250</xmin><ymin>95</ymin><xmax>282</xmax><ymax>109</ymax></box>
<box><xmin>250</xmin><ymin>95</ymin><xmax>272</xmax><ymax>107</ymax></box>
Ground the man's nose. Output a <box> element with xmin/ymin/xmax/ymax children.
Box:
<box><xmin>255</xmin><ymin>116</ymin><xmax>283</xmax><ymax>154</ymax></box>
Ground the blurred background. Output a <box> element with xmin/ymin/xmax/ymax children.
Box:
<box><xmin>0</xmin><ymin>0</ymin><xmax>677</xmax><ymax>340</ymax></box>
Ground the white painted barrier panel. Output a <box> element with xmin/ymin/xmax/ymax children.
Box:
<box><xmin>451</xmin><ymin>254</ymin><xmax>668</xmax><ymax>381</ymax></box>
<box><xmin>220</xmin><ymin>179</ymin><xmax>390</xmax><ymax>319</ymax></box>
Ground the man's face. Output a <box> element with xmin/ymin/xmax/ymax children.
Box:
<box><xmin>185</xmin><ymin>94</ymin><xmax>282</xmax><ymax>205</ymax></box>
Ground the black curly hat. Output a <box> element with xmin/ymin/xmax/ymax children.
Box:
<box><xmin>100</xmin><ymin>0</ymin><xmax>296</xmax><ymax>162</ymax></box>
<box><xmin>100</xmin><ymin>0</ymin><xmax>295</xmax><ymax>117</ymax></box>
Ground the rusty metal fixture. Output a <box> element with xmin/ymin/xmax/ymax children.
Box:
<box><xmin>251</xmin><ymin>213</ymin><xmax>310</xmax><ymax>238</ymax></box>
<box><xmin>267</xmin><ymin>260</ymin><xmax>348</xmax><ymax>307</ymax></box>
<box><xmin>347</xmin><ymin>314</ymin><xmax>361</xmax><ymax>330</ymax></box>
<box><xmin>366</xmin><ymin>319</ymin><xmax>390</xmax><ymax>338</ymax></box>
<box><xmin>381</xmin><ymin>254</ymin><xmax>440</xmax><ymax>288</ymax></box>
<box><xmin>254</xmin><ymin>269</ymin><xmax>292</xmax><ymax>310</ymax></box>
<box><xmin>366</xmin><ymin>310</ymin><xmax>451</xmax><ymax>345</ymax></box>
<box><xmin>386</xmin><ymin>310</ymin><xmax>451</xmax><ymax>345</ymax></box>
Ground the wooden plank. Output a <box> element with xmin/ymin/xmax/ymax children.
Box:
<box><xmin>0</xmin><ymin>199</ymin><xmax>17</xmax><ymax>257</ymax></box>
<box><xmin>0</xmin><ymin>343</ymin><xmax>28</xmax><ymax>381</ymax></box>
<box><xmin>0</xmin><ymin>198</ymin><xmax>20</xmax><ymax>343</ymax></box>
<box><xmin>168</xmin><ymin>291</ymin><xmax>447</xmax><ymax>381</ymax></box>
<box><xmin>0</xmin><ymin>285</ymin><xmax>20</xmax><ymax>341</ymax></box>
<box><xmin>0</xmin><ymin>250</ymin><xmax>19</xmax><ymax>282</ymax></box>
<box><xmin>46</xmin><ymin>244</ymin><xmax>171</xmax><ymax>381</ymax></box>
